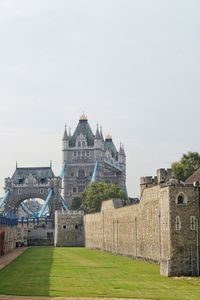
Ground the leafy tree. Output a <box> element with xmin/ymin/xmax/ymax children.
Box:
<box><xmin>70</xmin><ymin>197</ymin><xmax>83</xmax><ymax>210</ymax></box>
<box><xmin>171</xmin><ymin>151</ymin><xmax>200</xmax><ymax>181</ymax></box>
<box><xmin>82</xmin><ymin>182</ymin><xmax>126</xmax><ymax>213</ymax></box>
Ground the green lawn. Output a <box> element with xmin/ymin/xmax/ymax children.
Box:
<box><xmin>0</xmin><ymin>247</ymin><xmax>200</xmax><ymax>299</ymax></box>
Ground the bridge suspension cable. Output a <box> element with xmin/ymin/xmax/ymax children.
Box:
<box><xmin>91</xmin><ymin>160</ymin><xmax>99</xmax><ymax>183</ymax></box>
<box><xmin>38</xmin><ymin>188</ymin><xmax>53</xmax><ymax>218</ymax></box>
<box><xmin>0</xmin><ymin>189</ymin><xmax>10</xmax><ymax>210</ymax></box>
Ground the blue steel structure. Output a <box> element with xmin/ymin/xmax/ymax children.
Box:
<box><xmin>0</xmin><ymin>190</ymin><xmax>10</xmax><ymax>210</ymax></box>
<box><xmin>38</xmin><ymin>188</ymin><xmax>53</xmax><ymax>218</ymax></box>
<box><xmin>91</xmin><ymin>160</ymin><xmax>99</xmax><ymax>183</ymax></box>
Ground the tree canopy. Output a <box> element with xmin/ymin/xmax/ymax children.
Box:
<box><xmin>70</xmin><ymin>197</ymin><xmax>82</xmax><ymax>210</ymax></box>
<box><xmin>171</xmin><ymin>151</ymin><xmax>200</xmax><ymax>181</ymax></box>
<box><xmin>82</xmin><ymin>182</ymin><xmax>126</xmax><ymax>213</ymax></box>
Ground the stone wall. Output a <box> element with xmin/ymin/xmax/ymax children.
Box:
<box><xmin>17</xmin><ymin>219</ymin><xmax>54</xmax><ymax>246</ymax></box>
<box><xmin>84</xmin><ymin>185</ymin><xmax>164</xmax><ymax>262</ymax></box>
<box><xmin>54</xmin><ymin>211</ymin><xmax>84</xmax><ymax>246</ymax></box>
<box><xmin>168</xmin><ymin>186</ymin><xmax>200</xmax><ymax>276</ymax></box>
<box><xmin>4</xmin><ymin>226</ymin><xmax>18</xmax><ymax>253</ymax></box>
<box><xmin>84</xmin><ymin>184</ymin><xmax>200</xmax><ymax>276</ymax></box>
<box><xmin>0</xmin><ymin>218</ymin><xmax>18</xmax><ymax>256</ymax></box>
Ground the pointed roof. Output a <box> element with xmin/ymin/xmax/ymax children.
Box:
<box><xmin>105</xmin><ymin>134</ymin><xmax>118</xmax><ymax>159</ymax></box>
<box><xmin>185</xmin><ymin>167</ymin><xmax>200</xmax><ymax>184</ymax></box>
<box><xmin>100</xmin><ymin>126</ymin><xmax>104</xmax><ymax>140</ymax></box>
<box><xmin>69</xmin><ymin>116</ymin><xmax>94</xmax><ymax>147</ymax></box>
<box><xmin>119</xmin><ymin>143</ymin><xmax>126</xmax><ymax>156</ymax></box>
<box><xmin>62</xmin><ymin>125</ymin><xmax>69</xmax><ymax>141</ymax></box>
<box><xmin>95</xmin><ymin>124</ymin><xmax>101</xmax><ymax>139</ymax></box>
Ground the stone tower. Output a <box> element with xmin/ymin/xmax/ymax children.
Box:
<box><xmin>62</xmin><ymin>114</ymin><xmax>126</xmax><ymax>207</ymax></box>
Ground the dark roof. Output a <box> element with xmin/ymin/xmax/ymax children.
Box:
<box><xmin>105</xmin><ymin>138</ymin><xmax>118</xmax><ymax>159</ymax></box>
<box><xmin>69</xmin><ymin>119</ymin><xmax>94</xmax><ymax>147</ymax></box>
<box><xmin>95</xmin><ymin>126</ymin><xmax>101</xmax><ymax>139</ymax></box>
<box><xmin>185</xmin><ymin>167</ymin><xmax>200</xmax><ymax>184</ymax></box>
<box><xmin>119</xmin><ymin>144</ymin><xmax>125</xmax><ymax>156</ymax></box>
<box><xmin>62</xmin><ymin>128</ymin><xmax>69</xmax><ymax>140</ymax></box>
<box><xmin>12</xmin><ymin>167</ymin><xmax>55</xmax><ymax>183</ymax></box>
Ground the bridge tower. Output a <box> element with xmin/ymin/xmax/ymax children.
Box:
<box><xmin>62</xmin><ymin>114</ymin><xmax>127</xmax><ymax>207</ymax></box>
<box><xmin>1</xmin><ymin>165</ymin><xmax>62</xmax><ymax>218</ymax></box>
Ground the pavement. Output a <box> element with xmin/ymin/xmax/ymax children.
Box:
<box><xmin>0</xmin><ymin>247</ymin><xmax>27</xmax><ymax>270</ymax></box>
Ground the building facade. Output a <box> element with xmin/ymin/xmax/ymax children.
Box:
<box><xmin>62</xmin><ymin>114</ymin><xmax>126</xmax><ymax>207</ymax></box>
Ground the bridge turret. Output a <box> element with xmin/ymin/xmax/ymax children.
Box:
<box><xmin>62</xmin><ymin>125</ymin><xmax>69</xmax><ymax>150</ymax></box>
<box><xmin>94</xmin><ymin>124</ymin><xmax>104</xmax><ymax>150</ymax></box>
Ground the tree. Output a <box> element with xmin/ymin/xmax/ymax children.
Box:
<box><xmin>82</xmin><ymin>182</ymin><xmax>126</xmax><ymax>213</ymax></box>
<box><xmin>171</xmin><ymin>151</ymin><xmax>200</xmax><ymax>181</ymax></box>
<box><xmin>70</xmin><ymin>197</ymin><xmax>83</xmax><ymax>210</ymax></box>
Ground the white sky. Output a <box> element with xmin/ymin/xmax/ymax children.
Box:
<box><xmin>0</xmin><ymin>0</ymin><xmax>200</xmax><ymax>197</ymax></box>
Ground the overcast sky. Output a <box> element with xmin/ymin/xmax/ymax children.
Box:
<box><xmin>0</xmin><ymin>0</ymin><xmax>200</xmax><ymax>196</ymax></box>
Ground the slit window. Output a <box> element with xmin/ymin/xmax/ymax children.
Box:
<box><xmin>190</xmin><ymin>216</ymin><xmax>196</xmax><ymax>230</ymax></box>
<box><xmin>175</xmin><ymin>216</ymin><xmax>181</xmax><ymax>231</ymax></box>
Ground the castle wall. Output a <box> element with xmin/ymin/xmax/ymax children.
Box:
<box><xmin>84</xmin><ymin>185</ymin><xmax>166</xmax><ymax>263</ymax></box>
<box><xmin>4</xmin><ymin>225</ymin><xmax>18</xmax><ymax>253</ymax></box>
<box><xmin>168</xmin><ymin>186</ymin><xmax>200</xmax><ymax>276</ymax></box>
<box><xmin>17</xmin><ymin>219</ymin><xmax>54</xmax><ymax>246</ymax></box>
<box><xmin>84</xmin><ymin>185</ymin><xmax>200</xmax><ymax>276</ymax></box>
<box><xmin>54</xmin><ymin>211</ymin><xmax>84</xmax><ymax>247</ymax></box>
<box><xmin>0</xmin><ymin>222</ymin><xmax>18</xmax><ymax>256</ymax></box>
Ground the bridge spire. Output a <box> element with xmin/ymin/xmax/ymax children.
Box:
<box><xmin>95</xmin><ymin>123</ymin><xmax>101</xmax><ymax>139</ymax></box>
<box><xmin>62</xmin><ymin>124</ymin><xmax>69</xmax><ymax>141</ymax></box>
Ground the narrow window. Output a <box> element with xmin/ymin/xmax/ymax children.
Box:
<box><xmin>190</xmin><ymin>216</ymin><xmax>196</xmax><ymax>230</ymax></box>
<box><xmin>18</xmin><ymin>189</ymin><xmax>21</xmax><ymax>195</ymax></box>
<box><xmin>175</xmin><ymin>216</ymin><xmax>181</xmax><ymax>231</ymax></box>
<box><xmin>40</xmin><ymin>189</ymin><xmax>44</xmax><ymax>194</ymax></box>
<box><xmin>73</xmin><ymin>151</ymin><xmax>77</xmax><ymax>157</ymax></box>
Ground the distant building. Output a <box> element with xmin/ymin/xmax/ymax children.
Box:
<box><xmin>62</xmin><ymin>114</ymin><xmax>126</xmax><ymax>207</ymax></box>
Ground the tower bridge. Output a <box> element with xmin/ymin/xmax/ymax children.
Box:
<box><xmin>0</xmin><ymin>166</ymin><xmax>64</xmax><ymax>218</ymax></box>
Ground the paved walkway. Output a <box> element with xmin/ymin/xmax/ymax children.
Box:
<box><xmin>0</xmin><ymin>247</ymin><xmax>27</xmax><ymax>270</ymax></box>
<box><xmin>0</xmin><ymin>248</ymin><xmax>147</xmax><ymax>300</ymax></box>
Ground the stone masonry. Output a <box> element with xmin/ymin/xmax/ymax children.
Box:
<box><xmin>84</xmin><ymin>170</ymin><xmax>200</xmax><ymax>276</ymax></box>
<box><xmin>54</xmin><ymin>211</ymin><xmax>84</xmax><ymax>247</ymax></box>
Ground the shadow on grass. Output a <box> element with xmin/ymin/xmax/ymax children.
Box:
<box><xmin>0</xmin><ymin>247</ymin><xmax>200</xmax><ymax>299</ymax></box>
<box><xmin>0</xmin><ymin>247</ymin><xmax>54</xmax><ymax>296</ymax></box>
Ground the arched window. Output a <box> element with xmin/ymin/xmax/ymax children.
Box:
<box><xmin>78</xmin><ymin>141</ymin><xmax>81</xmax><ymax>147</ymax></box>
<box><xmin>177</xmin><ymin>195</ymin><xmax>184</xmax><ymax>204</ymax></box>
<box><xmin>176</xmin><ymin>193</ymin><xmax>187</xmax><ymax>205</ymax></box>
<box><xmin>175</xmin><ymin>216</ymin><xmax>181</xmax><ymax>231</ymax></box>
